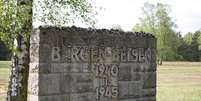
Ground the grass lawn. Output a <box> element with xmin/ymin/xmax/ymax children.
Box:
<box><xmin>157</xmin><ymin>62</ymin><xmax>201</xmax><ymax>101</ymax></box>
<box><xmin>0</xmin><ymin>61</ymin><xmax>11</xmax><ymax>101</ymax></box>
<box><xmin>0</xmin><ymin>61</ymin><xmax>201</xmax><ymax>101</ymax></box>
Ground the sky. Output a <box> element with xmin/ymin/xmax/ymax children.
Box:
<box><xmin>34</xmin><ymin>0</ymin><xmax>201</xmax><ymax>36</ymax></box>
<box><xmin>91</xmin><ymin>0</ymin><xmax>201</xmax><ymax>36</ymax></box>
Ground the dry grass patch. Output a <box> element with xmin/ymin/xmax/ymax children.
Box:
<box><xmin>157</xmin><ymin>62</ymin><xmax>201</xmax><ymax>101</ymax></box>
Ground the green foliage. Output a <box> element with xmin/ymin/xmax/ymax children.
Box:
<box><xmin>198</xmin><ymin>34</ymin><xmax>201</xmax><ymax>50</ymax></box>
<box><xmin>193</xmin><ymin>31</ymin><xmax>201</xmax><ymax>49</ymax></box>
<box><xmin>0</xmin><ymin>0</ymin><xmax>32</xmax><ymax>50</ymax></box>
<box><xmin>133</xmin><ymin>2</ymin><xmax>157</xmax><ymax>34</ymax></box>
<box><xmin>133</xmin><ymin>2</ymin><xmax>180</xmax><ymax>61</ymax></box>
<box><xmin>0</xmin><ymin>0</ymin><xmax>96</xmax><ymax>50</ymax></box>
<box><xmin>183</xmin><ymin>32</ymin><xmax>193</xmax><ymax>44</ymax></box>
<box><xmin>178</xmin><ymin>42</ymin><xmax>200</xmax><ymax>61</ymax></box>
<box><xmin>178</xmin><ymin>31</ymin><xmax>201</xmax><ymax>61</ymax></box>
<box><xmin>34</xmin><ymin>0</ymin><xmax>96</xmax><ymax>26</ymax></box>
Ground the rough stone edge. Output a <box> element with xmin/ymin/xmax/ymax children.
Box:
<box><xmin>32</xmin><ymin>25</ymin><xmax>156</xmax><ymax>39</ymax></box>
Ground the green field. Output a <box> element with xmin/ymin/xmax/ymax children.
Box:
<box><xmin>157</xmin><ymin>62</ymin><xmax>201</xmax><ymax>101</ymax></box>
<box><xmin>0</xmin><ymin>61</ymin><xmax>11</xmax><ymax>101</ymax></box>
<box><xmin>0</xmin><ymin>61</ymin><xmax>201</xmax><ymax>101</ymax></box>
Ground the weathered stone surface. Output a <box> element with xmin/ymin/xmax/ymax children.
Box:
<box><xmin>142</xmin><ymin>88</ymin><xmax>156</xmax><ymax>97</ymax></box>
<box><xmin>143</xmin><ymin>72</ymin><xmax>156</xmax><ymax>89</ymax></box>
<box><xmin>39</xmin><ymin>94</ymin><xmax>70</xmax><ymax>101</ymax></box>
<box><xmin>70</xmin><ymin>93</ymin><xmax>95</xmax><ymax>101</ymax></box>
<box><xmin>28</xmin><ymin>73</ymin><xmax>39</xmax><ymax>95</ymax></box>
<box><xmin>30</xmin><ymin>43</ymin><xmax>39</xmax><ymax>63</ymax></box>
<box><xmin>141</xmin><ymin>96</ymin><xmax>156</xmax><ymax>101</ymax></box>
<box><xmin>118</xmin><ymin>82</ymin><xmax>129</xmax><ymax>99</ymax></box>
<box><xmin>118</xmin><ymin>65</ymin><xmax>131</xmax><ymax>81</ymax></box>
<box><xmin>118</xmin><ymin>81</ymin><xmax>142</xmax><ymax>99</ymax></box>
<box><xmin>39</xmin><ymin>74</ymin><xmax>61</xmax><ymax>95</ymax></box>
<box><xmin>28</xmin><ymin>26</ymin><xmax>156</xmax><ymax>101</ymax></box>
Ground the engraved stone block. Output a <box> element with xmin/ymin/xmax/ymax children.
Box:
<box><xmin>28</xmin><ymin>26</ymin><xmax>157</xmax><ymax>101</ymax></box>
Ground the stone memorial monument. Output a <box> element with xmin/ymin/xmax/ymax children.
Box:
<box><xmin>28</xmin><ymin>26</ymin><xmax>156</xmax><ymax>101</ymax></box>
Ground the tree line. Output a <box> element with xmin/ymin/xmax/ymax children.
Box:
<box><xmin>133</xmin><ymin>2</ymin><xmax>201</xmax><ymax>62</ymax></box>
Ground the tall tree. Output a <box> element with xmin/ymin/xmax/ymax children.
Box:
<box><xmin>133</xmin><ymin>2</ymin><xmax>157</xmax><ymax>34</ymax></box>
<box><xmin>197</xmin><ymin>31</ymin><xmax>201</xmax><ymax>60</ymax></box>
<box><xmin>133</xmin><ymin>2</ymin><xmax>180</xmax><ymax>62</ymax></box>
<box><xmin>198</xmin><ymin>33</ymin><xmax>201</xmax><ymax>50</ymax></box>
<box><xmin>183</xmin><ymin>32</ymin><xmax>193</xmax><ymax>45</ymax></box>
<box><xmin>192</xmin><ymin>30</ymin><xmax>201</xmax><ymax>60</ymax></box>
<box><xmin>0</xmin><ymin>0</ymin><xmax>95</xmax><ymax>101</ymax></box>
<box><xmin>156</xmin><ymin>3</ymin><xmax>179</xmax><ymax>61</ymax></box>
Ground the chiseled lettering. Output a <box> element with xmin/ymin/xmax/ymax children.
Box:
<box><xmin>128</xmin><ymin>48</ymin><xmax>138</xmax><ymax>62</ymax></box>
<box><xmin>110</xmin><ymin>78</ymin><xmax>118</xmax><ymax>86</ymax></box>
<box><xmin>96</xmin><ymin>87</ymin><xmax>99</xmax><ymax>99</ymax></box>
<box><xmin>93</xmin><ymin>63</ymin><xmax>119</xmax><ymax>99</ymax></box>
<box><xmin>71</xmin><ymin>47</ymin><xmax>89</xmax><ymax>62</ymax></box>
<box><xmin>110</xmin><ymin>64</ymin><xmax>119</xmax><ymax>77</ymax></box>
<box><xmin>51</xmin><ymin>46</ymin><xmax>155</xmax><ymax>63</ymax></box>
<box><xmin>99</xmin><ymin>64</ymin><xmax>105</xmax><ymax>77</ymax></box>
<box><xmin>104</xmin><ymin>47</ymin><xmax>113</xmax><ymax>62</ymax></box>
<box><xmin>145</xmin><ymin>48</ymin><xmax>152</xmax><ymax>62</ymax></box>
<box><xmin>112</xmin><ymin>48</ymin><xmax>120</xmax><ymax>62</ymax></box>
<box><xmin>96</xmin><ymin>86</ymin><xmax>118</xmax><ymax>99</ymax></box>
<box><xmin>52</xmin><ymin>47</ymin><xmax>60</xmax><ymax>61</ymax></box>
<box><xmin>111</xmin><ymin>87</ymin><xmax>118</xmax><ymax>98</ymax></box>
<box><xmin>80</xmin><ymin>47</ymin><xmax>89</xmax><ymax>61</ymax></box>
<box><xmin>99</xmin><ymin>87</ymin><xmax>105</xmax><ymax>97</ymax></box>
<box><xmin>120</xmin><ymin>48</ymin><xmax>127</xmax><ymax>62</ymax></box>
<box><xmin>91</xmin><ymin>47</ymin><xmax>99</xmax><ymax>62</ymax></box>
<box><xmin>105</xmin><ymin>87</ymin><xmax>112</xmax><ymax>97</ymax></box>
<box><xmin>71</xmin><ymin>47</ymin><xmax>80</xmax><ymax>62</ymax></box>
<box><xmin>139</xmin><ymin>48</ymin><xmax>145</xmax><ymax>62</ymax></box>
<box><xmin>98</xmin><ymin>48</ymin><xmax>106</xmax><ymax>62</ymax></box>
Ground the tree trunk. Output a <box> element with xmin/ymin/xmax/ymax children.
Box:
<box><xmin>7</xmin><ymin>35</ymin><xmax>30</xmax><ymax>101</ymax></box>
